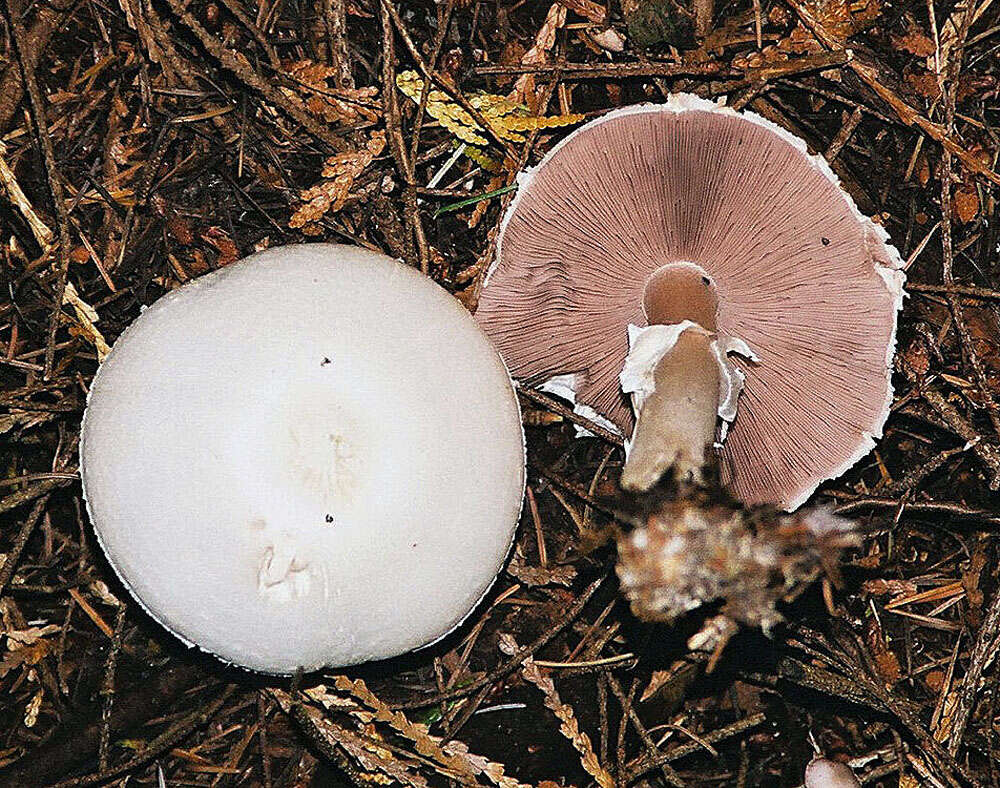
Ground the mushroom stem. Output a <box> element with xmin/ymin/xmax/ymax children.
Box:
<box><xmin>620</xmin><ymin>326</ymin><xmax>720</xmax><ymax>491</ymax></box>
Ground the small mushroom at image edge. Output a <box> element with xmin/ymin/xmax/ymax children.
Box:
<box><xmin>476</xmin><ymin>93</ymin><xmax>905</xmax><ymax>510</ymax></box>
<box><xmin>80</xmin><ymin>243</ymin><xmax>526</xmax><ymax>674</ymax></box>
<box><xmin>805</xmin><ymin>756</ymin><xmax>862</xmax><ymax>788</ymax></box>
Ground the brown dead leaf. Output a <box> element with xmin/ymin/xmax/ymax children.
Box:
<box><xmin>0</xmin><ymin>651</ymin><xmax>22</xmax><ymax>679</ymax></box>
<box><xmin>186</xmin><ymin>249</ymin><xmax>211</xmax><ymax>277</ymax></box>
<box><xmin>901</xmin><ymin>340</ymin><xmax>931</xmax><ymax>380</ymax></box>
<box><xmin>89</xmin><ymin>580</ymin><xmax>123</xmax><ymax>607</ymax></box>
<box><xmin>506</xmin><ymin>550</ymin><xmax>577</xmax><ymax>587</ymax></box>
<box><xmin>5</xmin><ymin>624</ymin><xmax>60</xmax><ymax>646</ymax></box>
<box><xmin>557</xmin><ymin>0</ymin><xmax>606</xmax><ymax>24</ymax></box>
<box><xmin>892</xmin><ymin>29</ymin><xmax>936</xmax><ymax>57</ymax></box>
<box><xmin>200</xmin><ymin>227</ymin><xmax>239</xmax><ymax>266</ymax></box>
<box><xmin>513</xmin><ymin>3</ymin><xmax>566</xmax><ymax>108</ymax></box>
<box><xmin>522</xmin><ymin>408</ymin><xmax>564</xmax><ymax>427</ymax></box>
<box><xmin>167</xmin><ymin>214</ymin><xmax>195</xmax><ymax>246</ymax></box>
<box><xmin>1</xmin><ymin>639</ymin><xmax>54</xmax><ymax>679</ymax></box>
<box><xmin>23</xmin><ymin>689</ymin><xmax>43</xmax><ymax>728</ymax></box>
<box><xmin>967</xmin><ymin>309</ymin><xmax>1000</xmax><ymax>375</ymax></box>
<box><xmin>641</xmin><ymin>669</ymin><xmax>674</xmax><ymax>702</ymax></box>
<box><xmin>958</xmin><ymin>74</ymin><xmax>1000</xmax><ymax>103</ymax></box>
<box><xmin>586</xmin><ymin>26</ymin><xmax>627</xmax><ymax>53</ymax></box>
<box><xmin>865</xmin><ymin>615</ymin><xmax>901</xmax><ymax>685</ymax></box>
<box><xmin>453</xmin><ymin>286</ymin><xmax>478</xmax><ymax>312</ymax></box>
<box><xmin>952</xmin><ymin>186</ymin><xmax>980</xmax><ymax>224</ymax></box>
<box><xmin>804</xmin><ymin>0</ymin><xmax>882</xmax><ymax>42</ymax></box>
<box><xmin>283</xmin><ymin>61</ymin><xmax>380</xmax><ymax>124</ymax></box>
<box><xmin>769</xmin><ymin>5</ymin><xmax>791</xmax><ymax>24</ymax></box>
<box><xmin>904</xmin><ymin>68</ymin><xmax>942</xmax><ymax>100</ymax></box>
<box><xmin>493</xmin><ymin>42</ymin><xmax>527</xmax><ymax>89</ymax></box>
<box><xmin>961</xmin><ymin>543</ymin><xmax>987</xmax><ymax>624</ymax></box>
<box><xmin>776</xmin><ymin>24</ymin><xmax>825</xmax><ymax>55</ymax></box>
<box><xmin>344</xmin><ymin>0</ymin><xmax>373</xmax><ymax>15</ymax></box>
<box><xmin>934</xmin><ymin>687</ymin><xmax>960</xmax><ymax>743</ymax></box>
<box><xmin>912</xmin><ymin>151</ymin><xmax>931</xmax><ymax>187</ymax></box>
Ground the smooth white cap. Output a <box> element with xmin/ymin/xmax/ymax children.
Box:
<box><xmin>805</xmin><ymin>757</ymin><xmax>861</xmax><ymax>788</ymax></box>
<box><xmin>80</xmin><ymin>244</ymin><xmax>526</xmax><ymax>674</ymax></box>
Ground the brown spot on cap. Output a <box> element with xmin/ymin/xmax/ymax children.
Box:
<box><xmin>476</xmin><ymin>96</ymin><xmax>904</xmax><ymax>509</ymax></box>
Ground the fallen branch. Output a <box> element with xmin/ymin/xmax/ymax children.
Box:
<box><xmin>909</xmin><ymin>282</ymin><xmax>1000</xmax><ymax>301</ymax></box>
<box><xmin>474</xmin><ymin>60</ymin><xmax>727</xmax><ymax>79</ymax></box>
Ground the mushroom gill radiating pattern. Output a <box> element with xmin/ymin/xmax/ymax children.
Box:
<box><xmin>476</xmin><ymin>97</ymin><xmax>904</xmax><ymax>509</ymax></box>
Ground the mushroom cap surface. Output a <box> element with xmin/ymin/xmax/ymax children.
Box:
<box><xmin>476</xmin><ymin>95</ymin><xmax>904</xmax><ymax>509</ymax></box>
<box><xmin>805</xmin><ymin>757</ymin><xmax>862</xmax><ymax>788</ymax></box>
<box><xmin>81</xmin><ymin>244</ymin><xmax>526</xmax><ymax>674</ymax></box>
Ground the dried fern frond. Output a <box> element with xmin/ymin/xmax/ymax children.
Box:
<box><xmin>282</xmin><ymin>60</ymin><xmax>381</xmax><ymax>124</ymax></box>
<box><xmin>290</xmin><ymin>130</ymin><xmax>386</xmax><ymax>232</ymax></box>
<box><xmin>331</xmin><ymin>676</ymin><xmax>530</xmax><ymax>788</ymax></box>
<box><xmin>499</xmin><ymin>633</ymin><xmax>614</xmax><ymax>788</ymax></box>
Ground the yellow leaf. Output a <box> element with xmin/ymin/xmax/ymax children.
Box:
<box><xmin>503</xmin><ymin>113</ymin><xmax>586</xmax><ymax>132</ymax></box>
<box><xmin>463</xmin><ymin>146</ymin><xmax>504</xmax><ymax>174</ymax></box>
<box><xmin>396</xmin><ymin>71</ymin><xmax>582</xmax><ymax>150</ymax></box>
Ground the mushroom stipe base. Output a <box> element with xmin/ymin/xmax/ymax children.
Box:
<box><xmin>623</xmin><ymin>263</ymin><xmax>725</xmax><ymax>489</ymax></box>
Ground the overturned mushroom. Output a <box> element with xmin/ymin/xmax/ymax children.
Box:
<box><xmin>476</xmin><ymin>95</ymin><xmax>904</xmax><ymax>509</ymax></box>
<box><xmin>81</xmin><ymin>244</ymin><xmax>526</xmax><ymax>674</ymax></box>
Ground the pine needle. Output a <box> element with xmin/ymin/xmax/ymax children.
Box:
<box><xmin>433</xmin><ymin>183</ymin><xmax>518</xmax><ymax>217</ymax></box>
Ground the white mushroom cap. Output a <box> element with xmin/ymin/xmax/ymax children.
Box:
<box><xmin>80</xmin><ymin>244</ymin><xmax>526</xmax><ymax>674</ymax></box>
<box><xmin>805</xmin><ymin>756</ymin><xmax>861</xmax><ymax>788</ymax></box>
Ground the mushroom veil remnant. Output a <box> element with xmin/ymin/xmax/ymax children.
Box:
<box><xmin>476</xmin><ymin>94</ymin><xmax>905</xmax><ymax>509</ymax></box>
<box><xmin>81</xmin><ymin>244</ymin><xmax>526</xmax><ymax>674</ymax></box>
